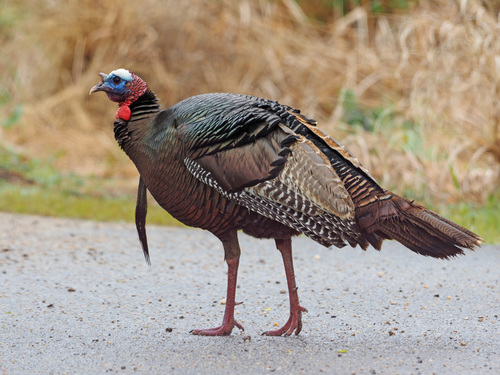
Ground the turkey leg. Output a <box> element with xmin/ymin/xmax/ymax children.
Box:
<box><xmin>263</xmin><ymin>238</ymin><xmax>307</xmax><ymax>336</ymax></box>
<box><xmin>191</xmin><ymin>231</ymin><xmax>244</xmax><ymax>336</ymax></box>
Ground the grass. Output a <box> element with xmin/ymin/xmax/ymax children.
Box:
<box><xmin>0</xmin><ymin>146</ymin><xmax>497</xmax><ymax>243</ymax></box>
<box><xmin>0</xmin><ymin>145</ymin><xmax>180</xmax><ymax>226</ymax></box>
<box><xmin>1</xmin><ymin>0</ymin><xmax>497</xmax><ymax>204</ymax></box>
<box><xmin>437</xmin><ymin>196</ymin><xmax>499</xmax><ymax>244</ymax></box>
<box><xmin>0</xmin><ymin>178</ymin><xmax>496</xmax><ymax>242</ymax></box>
<box><xmin>0</xmin><ymin>183</ymin><xmax>179</xmax><ymax>226</ymax></box>
<box><xmin>0</xmin><ymin>0</ymin><xmax>498</xmax><ymax>242</ymax></box>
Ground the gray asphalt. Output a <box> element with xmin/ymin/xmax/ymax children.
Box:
<box><xmin>0</xmin><ymin>212</ymin><xmax>498</xmax><ymax>374</ymax></box>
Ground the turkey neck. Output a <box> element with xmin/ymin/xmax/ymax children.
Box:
<box><xmin>113</xmin><ymin>89</ymin><xmax>161</xmax><ymax>153</ymax></box>
<box><xmin>114</xmin><ymin>90</ymin><xmax>184</xmax><ymax>208</ymax></box>
<box><xmin>113</xmin><ymin>89</ymin><xmax>171</xmax><ymax>191</ymax></box>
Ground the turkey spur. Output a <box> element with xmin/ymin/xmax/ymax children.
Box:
<box><xmin>90</xmin><ymin>68</ymin><xmax>482</xmax><ymax>336</ymax></box>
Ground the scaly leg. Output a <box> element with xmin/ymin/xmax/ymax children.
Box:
<box><xmin>191</xmin><ymin>231</ymin><xmax>244</xmax><ymax>336</ymax></box>
<box><xmin>263</xmin><ymin>238</ymin><xmax>307</xmax><ymax>336</ymax></box>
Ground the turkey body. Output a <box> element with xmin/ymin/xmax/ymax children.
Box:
<box><xmin>91</xmin><ymin>70</ymin><xmax>482</xmax><ymax>336</ymax></box>
<box><xmin>128</xmin><ymin>94</ymin><xmax>299</xmax><ymax>241</ymax></box>
<box><xmin>124</xmin><ymin>92</ymin><xmax>361</xmax><ymax>246</ymax></box>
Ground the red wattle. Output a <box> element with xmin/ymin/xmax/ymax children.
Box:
<box><xmin>116</xmin><ymin>105</ymin><xmax>131</xmax><ymax>121</ymax></box>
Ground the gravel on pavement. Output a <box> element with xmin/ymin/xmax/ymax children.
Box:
<box><xmin>0</xmin><ymin>212</ymin><xmax>498</xmax><ymax>374</ymax></box>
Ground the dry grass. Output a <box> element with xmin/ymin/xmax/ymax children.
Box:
<box><xmin>1</xmin><ymin>0</ymin><xmax>499</xmax><ymax>204</ymax></box>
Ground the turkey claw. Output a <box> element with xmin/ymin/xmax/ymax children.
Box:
<box><xmin>191</xmin><ymin>320</ymin><xmax>244</xmax><ymax>336</ymax></box>
<box><xmin>262</xmin><ymin>306</ymin><xmax>307</xmax><ymax>336</ymax></box>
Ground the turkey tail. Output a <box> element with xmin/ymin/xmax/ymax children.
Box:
<box><xmin>356</xmin><ymin>193</ymin><xmax>483</xmax><ymax>259</ymax></box>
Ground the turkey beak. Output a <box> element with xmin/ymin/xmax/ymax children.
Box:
<box><xmin>89</xmin><ymin>73</ymin><xmax>109</xmax><ymax>95</ymax></box>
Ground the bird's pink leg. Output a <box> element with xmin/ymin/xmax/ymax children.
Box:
<box><xmin>191</xmin><ymin>232</ymin><xmax>244</xmax><ymax>336</ymax></box>
<box><xmin>263</xmin><ymin>238</ymin><xmax>307</xmax><ymax>336</ymax></box>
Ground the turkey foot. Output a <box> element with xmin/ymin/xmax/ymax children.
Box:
<box><xmin>263</xmin><ymin>303</ymin><xmax>308</xmax><ymax>336</ymax></box>
<box><xmin>263</xmin><ymin>238</ymin><xmax>307</xmax><ymax>336</ymax></box>
<box><xmin>191</xmin><ymin>247</ymin><xmax>243</xmax><ymax>336</ymax></box>
<box><xmin>191</xmin><ymin>319</ymin><xmax>244</xmax><ymax>336</ymax></box>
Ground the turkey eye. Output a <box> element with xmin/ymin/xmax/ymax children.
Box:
<box><xmin>113</xmin><ymin>76</ymin><xmax>121</xmax><ymax>84</ymax></box>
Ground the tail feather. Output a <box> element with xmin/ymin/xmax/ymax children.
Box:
<box><xmin>357</xmin><ymin>193</ymin><xmax>483</xmax><ymax>259</ymax></box>
<box><xmin>415</xmin><ymin>208</ymin><xmax>481</xmax><ymax>246</ymax></box>
<box><xmin>364</xmin><ymin>232</ymin><xmax>384</xmax><ymax>251</ymax></box>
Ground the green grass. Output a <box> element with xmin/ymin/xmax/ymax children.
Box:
<box><xmin>435</xmin><ymin>196</ymin><xmax>499</xmax><ymax>244</ymax></box>
<box><xmin>0</xmin><ymin>178</ymin><xmax>497</xmax><ymax>243</ymax></box>
<box><xmin>0</xmin><ymin>145</ymin><xmax>181</xmax><ymax>226</ymax></box>
<box><xmin>0</xmin><ymin>184</ymin><xmax>180</xmax><ymax>226</ymax></box>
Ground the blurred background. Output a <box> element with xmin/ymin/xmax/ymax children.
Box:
<box><xmin>0</xmin><ymin>0</ymin><xmax>499</xmax><ymax>241</ymax></box>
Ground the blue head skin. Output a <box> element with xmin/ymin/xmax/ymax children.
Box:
<box><xmin>90</xmin><ymin>68</ymin><xmax>146</xmax><ymax>105</ymax></box>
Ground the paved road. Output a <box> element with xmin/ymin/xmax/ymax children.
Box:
<box><xmin>0</xmin><ymin>212</ymin><xmax>498</xmax><ymax>374</ymax></box>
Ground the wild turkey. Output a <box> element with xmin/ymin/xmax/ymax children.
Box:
<box><xmin>90</xmin><ymin>69</ymin><xmax>482</xmax><ymax>336</ymax></box>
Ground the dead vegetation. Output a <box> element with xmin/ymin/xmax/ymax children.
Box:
<box><xmin>1</xmin><ymin>0</ymin><xmax>499</xmax><ymax>204</ymax></box>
